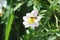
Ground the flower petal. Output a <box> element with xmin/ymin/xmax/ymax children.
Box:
<box><xmin>35</xmin><ymin>16</ymin><xmax>42</xmax><ymax>22</ymax></box>
<box><xmin>23</xmin><ymin>16</ymin><xmax>29</xmax><ymax>21</ymax></box>
<box><xmin>23</xmin><ymin>22</ymin><xmax>30</xmax><ymax>28</ymax></box>
<box><xmin>35</xmin><ymin>22</ymin><xmax>39</xmax><ymax>27</ymax></box>
<box><xmin>31</xmin><ymin>10</ymin><xmax>38</xmax><ymax>17</ymax></box>
<box><xmin>3</xmin><ymin>0</ymin><xmax>7</xmax><ymax>8</ymax></box>
<box><xmin>30</xmin><ymin>22</ymin><xmax>39</xmax><ymax>28</ymax></box>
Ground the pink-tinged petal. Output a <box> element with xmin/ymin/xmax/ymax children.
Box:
<box><xmin>33</xmin><ymin>22</ymin><xmax>39</xmax><ymax>27</ymax></box>
<box><xmin>23</xmin><ymin>16</ymin><xmax>28</xmax><ymax>21</ymax></box>
<box><xmin>23</xmin><ymin>22</ymin><xmax>30</xmax><ymax>28</ymax></box>
<box><xmin>35</xmin><ymin>16</ymin><xmax>42</xmax><ymax>22</ymax></box>
<box><xmin>30</xmin><ymin>22</ymin><xmax>39</xmax><ymax>28</ymax></box>
<box><xmin>31</xmin><ymin>10</ymin><xmax>38</xmax><ymax>17</ymax></box>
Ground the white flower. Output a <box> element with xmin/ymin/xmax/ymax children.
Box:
<box><xmin>0</xmin><ymin>0</ymin><xmax>7</xmax><ymax>16</ymax></box>
<box><xmin>23</xmin><ymin>10</ymin><xmax>42</xmax><ymax>29</ymax></box>
<box><xmin>0</xmin><ymin>0</ymin><xmax>7</xmax><ymax>10</ymax></box>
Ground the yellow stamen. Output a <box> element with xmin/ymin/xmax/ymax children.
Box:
<box><xmin>27</xmin><ymin>17</ymin><xmax>36</xmax><ymax>24</ymax></box>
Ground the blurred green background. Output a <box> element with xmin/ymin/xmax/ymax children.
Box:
<box><xmin>0</xmin><ymin>0</ymin><xmax>60</xmax><ymax>40</ymax></box>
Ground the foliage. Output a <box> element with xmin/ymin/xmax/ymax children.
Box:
<box><xmin>0</xmin><ymin>0</ymin><xmax>60</xmax><ymax>40</ymax></box>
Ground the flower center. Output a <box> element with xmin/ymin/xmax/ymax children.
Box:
<box><xmin>27</xmin><ymin>17</ymin><xmax>36</xmax><ymax>24</ymax></box>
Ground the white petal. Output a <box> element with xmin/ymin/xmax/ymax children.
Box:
<box><xmin>35</xmin><ymin>23</ymin><xmax>39</xmax><ymax>27</ymax></box>
<box><xmin>30</xmin><ymin>22</ymin><xmax>39</xmax><ymax>28</ymax></box>
<box><xmin>29</xmin><ymin>22</ymin><xmax>39</xmax><ymax>29</ymax></box>
<box><xmin>35</xmin><ymin>16</ymin><xmax>42</xmax><ymax>22</ymax></box>
<box><xmin>3</xmin><ymin>0</ymin><xmax>7</xmax><ymax>8</ymax></box>
<box><xmin>23</xmin><ymin>22</ymin><xmax>30</xmax><ymax>28</ymax></box>
<box><xmin>23</xmin><ymin>16</ymin><xmax>28</xmax><ymax>21</ymax></box>
<box><xmin>33</xmin><ymin>22</ymin><xmax>39</xmax><ymax>27</ymax></box>
<box><xmin>31</xmin><ymin>10</ymin><xmax>38</xmax><ymax>17</ymax></box>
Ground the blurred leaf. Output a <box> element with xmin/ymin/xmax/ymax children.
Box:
<box><xmin>2</xmin><ymin>6</ymin><xmax>11</xmax><ymax>23</ymax></box>
<box><xmin>40</xmin><ymin>10</ymin><xmax>47</xmax><ymax>13</ymax></box>
<box><xmin>48</xmin><ymin>36</ymin><xmax>56</xmax><ymax>40</ymax></box>
<box><xmin>13</xmin><ymin>2</ymin><xmax>25</xmax><ymax>11</ymax></box>
<box><xmin>5</xmin><ymin>12</ymin><xmax>14</xmax><ymax>40</ymax></box>
<box><xmin>27</xmin><ymin>0</ymin><xmax>33</xmax><ymax>7</ymax></box>
<box><xmin>33</xmin><ymin>4</ymin><xmax>41</xmax><ymax>10</ymax></box>
<box><xmin>49</xmin><ymin>0</ymin><xmax>59</xmax><ymax>10</ymax></box>
<box><xmin>46</xmin><ymin>29</ymin><xmax>59</xmax><ymax>34</ymax></box>
<box><xmin>31</xmin><ymin>35</ymin><xmax>45</xmax><ymax>40</ymax></box>
<box><xmin>56</xmin><ymin>33</ymin><xmax>60</xmax><ymax>37</ymax></box>
<box><xmin>58</xmin><ymin>0</ymin><xmax>60</xmax><ymax>4</ymax></box>
<box><xmin>50</xmin><ymin>0</ymin><xmax>58</xmax><ymax>5</ymax></box>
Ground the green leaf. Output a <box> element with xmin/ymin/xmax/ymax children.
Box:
<box><xmin>40</xmin><ymin>10</ymin><xmax>47</xmax><ymax>13</ymax></box>
<box><xmin>5</xmin><ymin>12</ymin><xmax>14</xmax><ymax>40</ymax></box>
<box><xmin>56</xmin><ymin>33</ymin><xmax>60</xmax><ymax>37</ymax></box>
<box><xmin>49</xmin><ymin>0</ymin><xmax>59</xmax><ymax>10</ymax></box>
<box><xmin>33</xmin><ymin>4</ymin><xmax>41</xmax><ymax>10</ymax></box>
<box><xmin>13</xmin><ymin>2</ymin><xmax>25</xmax><ymax>11</ymax></box>
<box><xmin>46</xmin><ymin>29</ymin><xmax>59</xmax><ymax>34</ymax></box>
<box><xmin>48</xmin><ymin>36</ymin><xmax>56</xmax><ymax>40</ymax></box>
<box><xmin>31</xmin><ymin>35</ymin><xmax>45</xmax><ymax>40</ymax></box>
<box><xmin>27</xmin><ymin>0</ymin><xmax>33</xmax><ymax>7</ymax></box>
